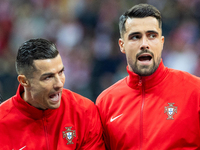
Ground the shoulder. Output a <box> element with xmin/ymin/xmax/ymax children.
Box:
<box><xmin>168</xmin><ymin>68</ymin><xmax>200</xmax><ymax>87</ymax></box>
<box><xmin>96</xmin><ymin>77</ymin><xmax>127</xmax><ymax>105</ymax></box>
<box><xmin>0</xmin><ymin>97</ymin><xmax>15</xmax><ymax>120</ymax></box>
<box><xmin>166</xmin><ymin>68</ymin><xmax>200</xmax><ymax>95</ymax></box>
<box><xmin>101</xmin><ymin>77</ymin><xmax>127</xmax><ymax>95</ymax></box>
<box><xmin>61</xmin><ymin>89</ymin><xmax>101</xmax><ymax>129</ymax></box>
<box><xmin>61</xmin><ymin>88</ymin><xmax>96</xmax><ymax>111</ymax></box>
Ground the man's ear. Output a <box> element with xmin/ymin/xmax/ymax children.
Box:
<box><xmin>17</xmin><ymin>75</ymin><xmax>29</xmax><ymax>87</ymax></box>
<box><xmin>160</xmin><ymin>36</ymin><xmax>165</xmax><ymax>53</ymax></box>
<box><xmin>119</xmin><ymin>38</ymin><xmax>125</xmax><ymax>53</ymax></box>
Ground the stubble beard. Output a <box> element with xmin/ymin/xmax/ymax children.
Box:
<box><xmin>129</xmin><ymin>57</ymin><xmax>161</xmax><ymax>76</ymax></box>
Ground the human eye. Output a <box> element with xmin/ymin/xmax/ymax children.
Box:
<box><xmin>44</xmin><ymin>76</ymin><xmax>52</xmax><ymax>80</ymax></box>
<box><xmin>59</xmin><ymin>68</ymin><xmax>64</xmax><ymax>76</ymax></box>
<box><xmin>150</xmin><ymin>34</ymin><xmax>156</xmax><ymax>38</ymax></box>
<box><xmin>42</xmin><ymin>74</ymin><xmax>54</xmax><ymax>81</ymax></box>
<box><xmin>148</xmin><ymin>32</ymin><xmax>158</xmax><ymax>39</ymax></box>
<box><xmin>130</xmin><ymin>34</ymin><xmax>141</xmax><ymax>40</ymax></box>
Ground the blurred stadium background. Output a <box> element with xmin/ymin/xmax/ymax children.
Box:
<box><xmin>0</xmin><ymin>0</ymin><xmax>200</xmax><ymax>102</ymax></box>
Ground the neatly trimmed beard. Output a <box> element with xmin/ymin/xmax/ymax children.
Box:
<box><xmin>128</xmin><ymin>56</ymin><xmax>161</xmax><ymax>76</ymax></box>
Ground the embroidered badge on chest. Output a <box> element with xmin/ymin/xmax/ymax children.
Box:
<box><xmin>164</xmin><ymin>103</ymin><xmax>178</xmax><ymax>120</ymax></box>
<box><xmin>63</xmin><ymin>127</ymin><xmax>76</xmax><ymax>145</ymax></box>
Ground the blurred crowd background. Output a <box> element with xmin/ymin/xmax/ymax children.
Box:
<box><xmin>0</xmin><ymin>0</ymin><xmax>200</xmax><ymax>102</ymax></box>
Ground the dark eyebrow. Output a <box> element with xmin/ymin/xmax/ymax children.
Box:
<box><xmin>128</xmin><ymin>30</ymin><xmax>159</xmax><ymax>38</ymax></box>
<box><xmin>146</xmin><ymin>30</ymin><xmax>159</xmax><ymax>35</ymax></box>
<box><xmin>40</xmin><ymin>66</ymin><xmax>65</xmax><ymax>78</ymax></box>
<box><xmin>128</xmin><ymin>32</ymin><xmax>141</xmax><ymax>38</ymax></box>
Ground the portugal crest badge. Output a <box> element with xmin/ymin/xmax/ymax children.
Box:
<box><xmin>63</xmin><ymin>127</ymin><xmax>76</xmax><ymax>145</ymax></box>
<box><xmin>164</xmin><ymin>103</ymin><xmax>177</xmax><ymax>120</ymax></box>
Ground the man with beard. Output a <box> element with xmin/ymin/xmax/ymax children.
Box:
<box><xmin>96</xmin><ymin>3</ymin><xmax>200</xmax><ymax>150</ymax></box>
<box><xmin>0</xmin><ymin>38</ymin><xmax>105</xmax><ymax>150</ymax></box>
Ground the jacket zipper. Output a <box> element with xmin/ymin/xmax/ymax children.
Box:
<box><xmin>139</xmin><ymin>77</ymin><xmax>145</xmax><ymax>150</ymax></box>
<box><xmin>43</xmin><ymin>116</ymin><xmax>50</xmax><ymax>150</ymax></box>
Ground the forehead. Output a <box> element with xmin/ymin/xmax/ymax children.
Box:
<box><xmin>124</xmin><ymin>16</ymin><xmax>161</xmax><ymax>35</ymax></box>
<box><xmin>33</xmin><ymin>55</ymin><xmax>63</xmax><ymax>74</ymax></box>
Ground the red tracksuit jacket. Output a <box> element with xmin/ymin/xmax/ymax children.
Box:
<box><xmin>96</xmin><ymin>61</ymin><xmax>200</xmax><ymax>150</ymax></box>
<box><xmin>0</xmin><ymin>85</ymin><xmax>105</xmax><ymax>150</ymax></box>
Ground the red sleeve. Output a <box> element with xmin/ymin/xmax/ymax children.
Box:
<box><xmin>80</xmin><ymin>103</ymin><xmax>106</xmax><ymax>150</ymax></box>
<box><xmin>96</xmin><ymin>95</ymin><xmax>111</xmax><ymax>150</ymax></box>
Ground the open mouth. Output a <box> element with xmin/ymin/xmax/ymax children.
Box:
<box><xmin>138</xmin><ymin>54</ymin><xmax>152</xmax><ymax>61</ymax></box>
<box><xmin>49</xmin><ymin>93</ymin><xmax>60</xmax><ymax>102</ymax></box>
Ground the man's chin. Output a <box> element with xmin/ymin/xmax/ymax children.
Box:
<box><xmin>48</xmin><ymin>101</ymin><xmax>61</xmax><ymax>109</ymax></box>
<box><xmin>133</xmin><ymin>58</ymin><xmax>161</xmax><ymax>76</ymax></box>
<box><xmin>134</xmin><ymin>66</ymin><xmax>156</xmax><ymax>76</ymax></box>
<box><xmin>139</xmin><ymin>71</ymin><xmax>154</xmax><ymax>76</ymax></box>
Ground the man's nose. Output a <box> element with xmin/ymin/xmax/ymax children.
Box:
<box><xmin>54</xmin><ymin>75</ymin><xmax>64</xmax><ymax>90</ymax></box>
<box><xmin>140</xmin><ymin>37</ymin><xmax>149</xmax><ymax>50</ymax></box>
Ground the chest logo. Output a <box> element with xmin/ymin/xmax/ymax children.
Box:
<box><xmin>63</xmin><ymin>127</ymin><xmax>76</xmax><ymax>145</ymax></box>
<box><xmin>164</xmin><ymin>103</ymin><xmax>178</xmax><ymax>120</ymax></box>
<box><xmin>12</xmin><ymin>145</ymin><xmax>26</xmax><ymax>150</ymax></box>
<box><xmin>19</xmin><ymin>146</ymin><xmax>26</xmax><ymax>150</ymax></box>
<box><xmin>110</xmin><ymin>114</ymin><xmax>123</xmax><ymax>122</ymax></box>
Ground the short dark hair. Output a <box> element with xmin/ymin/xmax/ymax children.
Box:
<box><xmin>15</xmin><ymin>38</ymin><xmax>59</xmax><ymax>77</ymax></box>
<box><xmin>119</xmin><ymin>3</ymin><xmax>162</xmax><ymax>38</ymax></box>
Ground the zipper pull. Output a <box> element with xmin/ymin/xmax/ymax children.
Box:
<box><xmin>138</xmin><ymin>77</ymin><xmax>142</xmax><ymax>86</ymax></box>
